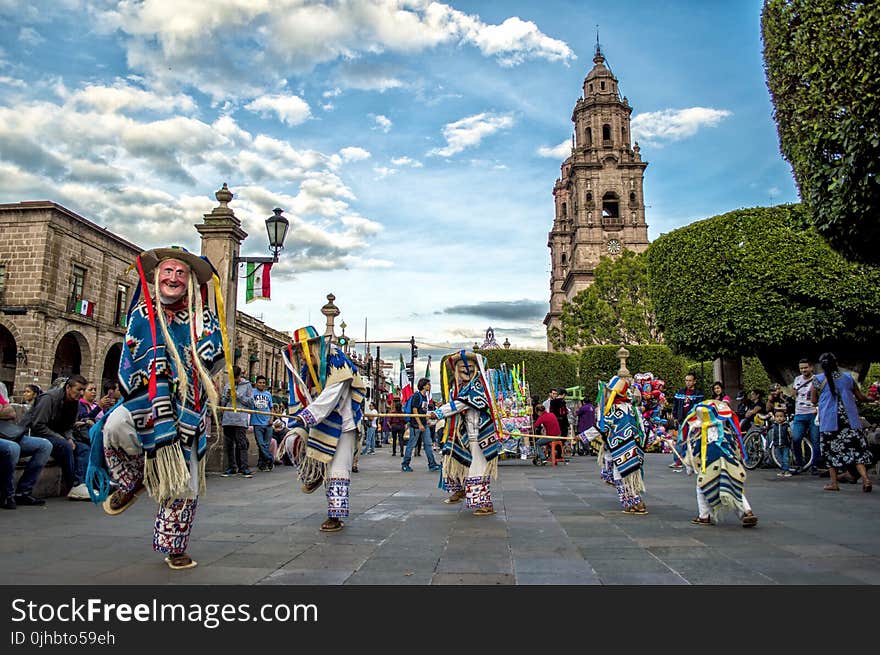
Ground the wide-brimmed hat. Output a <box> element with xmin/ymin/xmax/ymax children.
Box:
<box><xmin>138</xmin><ymin>246</ymin><xmax>214</xmax><ymax>285</ymax></box>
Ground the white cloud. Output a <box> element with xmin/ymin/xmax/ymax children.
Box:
<box><xmin>321</xmin><ymin>102</ymin><xmax>335</xmax><ymax>111</ymax></box>
<box><xmin>339</xmin><ymin>147</ymin><xmax>371</xmax><ymax>162</ymax></box>
<box><xmin>0</xmin><ymin>76</ymin><xmax>26</xmax><ymax>88</ymax></box>
<box><xmin>95</xmin><ymin>1</ymin><xmax>574</xmax><ymax>99</ymax></box>
<box><xmin>537</xmin><ymin>140</ymin><xmax>570</xmax><ymax>159</ymax></box>
<box><xmin>428</xmin><ymin>112</ymin><xmax>514</xmax><ymax>157</ymax></box>
<box><xmin>631</xmin><ymin>107</ymin><xmax>732</xmax><ymax>145</ymax></box>
<box><xmin>468</xmin><ymin>16</ymin><xmax>574</xmax><ymax>67</ymax></box>
<box><xmin>69</xmin><ymin>80</ymin><xmax>196</xmax><ymax>114</ymax></box>
<box><xmin>18</xmin><ymin>27</ymin><xmax>45</xmax><ymax>47</ymax></box>
<box><xmin>0</xmin><ymin>86</ymin><xmax>383</xmax><ymax>272</ymax></box>
<box><xmin>244</xmin><ymin>94</ymin><xmax>311</xmax><ymax>126</ymax></box>
<box><xmin>373</xmin><ymin>114</ymin><xmax>392</xmax><ymax>133</ymax></box>
<box><xmin>373</xmin><ymin>166</ymin><xmax>396</xmax><ymax>179</ymax></box>
<box><xmin>323</xmin><ymin>87</ymin><xmax>342</xmax><ymax>98</ymax></box>
<box><xmin>390</xmin><ymin>156</ymin><xmax>423</xmax><ymax>168</ymax></box>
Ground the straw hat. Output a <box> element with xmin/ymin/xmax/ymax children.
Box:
<box><xmin>138</xmin><ymin>246</ymin><xmax>214</xmax><ymax>285</ymax></box>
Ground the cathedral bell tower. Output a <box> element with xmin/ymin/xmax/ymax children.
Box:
<box><xmin>544</xmin><ymin>41</ymin><xmax>650</xmax><ymax>350</ymax></box>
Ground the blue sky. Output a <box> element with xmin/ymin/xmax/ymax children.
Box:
<box><xmin>0</xmin><ymin>0</ymin><xmax>799</xmax><ymax>379</ymax></box>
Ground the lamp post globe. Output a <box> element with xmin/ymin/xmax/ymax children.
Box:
<box><xmin>265</xmin><ymin>208</ymin><xmax>289</xmax><ymax>259</ymax></box>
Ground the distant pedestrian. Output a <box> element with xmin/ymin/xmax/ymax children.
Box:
<box><xmin>574</xmin><ymin>397</ymin><xmax>596</xmax><ymax>456</ymax></box>
<box><xmin>792</xmin><ymin>358</ymin><xmax>821</xmax><ymax>472</ymax></box>
<box><xmin>221</xmin><ymin>366</ymin><xmax>255</xmax><ymax>478</ymax></box>
<box><xmin>251</xmin><ymin>375</ymin><xmax>274</xmax><ymax>472</ymax></box>
<box><xmin>811</xmin><ymin>352</ymin><xmax>873</xmax><ymax>493</ymax></box>
<box><xmin>390</xmin><ymin>402</ymin><xmax>406</xmax><ymax>456</ymax></box>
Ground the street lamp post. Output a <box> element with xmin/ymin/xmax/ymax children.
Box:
<box><xmin>234</xmin><ymin>208</ymin><xmax>290</xmax><ymax>273</ymax></box>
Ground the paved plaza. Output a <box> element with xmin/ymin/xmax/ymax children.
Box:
<box><xmin>2</xmin><ymin>451</ymin><xmax>879</xmax><ymax>585</ymax></box>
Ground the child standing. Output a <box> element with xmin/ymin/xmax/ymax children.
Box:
<box><xmin>769</xmin><ymin>408</ymin><xmax>793</xmax><ymax>477</ymax></box>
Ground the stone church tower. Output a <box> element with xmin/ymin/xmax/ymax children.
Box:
<box><xmin>544</xmin><ymin>43</ymin><xmax>650</xmax><ymax>350</ymax></box>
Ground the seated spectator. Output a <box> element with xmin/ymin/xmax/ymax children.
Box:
<box><xmin>21</xmin><ymin>384</ymin><xmax>43</xmax><ymax>412</ymax></box>
<box><xmin>533</xmin><ymin>404</ymin><xmax>562</xmax><ymax>464</ymax></box>
<box><xmin>67</xmin><ymin>380</ymin><xmax>113</xmax><ymax>501</ymax></box>
<box><xmin>766</xmin><ymin>383</ymin><xmax>794</xmax><ymax>416</ymax></box>
<box><xmin>20</xmin><ymin>375</ymin><xmax>87</xmax><ymax>498</ymax></box>
<box><xmin>1</xmin><ymin>381</ymin><xmax>52</xmax><ymax>509</ymax></box>
<box><xmin>740</xmin><ymin>389</ymin><xmax>767</xmax><ymax>432</ymax></box>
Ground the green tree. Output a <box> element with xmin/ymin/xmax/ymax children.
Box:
<box><xmin>551</xmin><ymin>250</ymin><xmax>662</xmax><ymax>350</ymax></box>
<box><xmin>646</xmin><ymin>204</ymin><xmax>880</xmax><ymax>383</ymax></box>
<box><xmin>762</xmin><ymin>0</ymin><xmax>880</xmax><ymax>263</ymax></box>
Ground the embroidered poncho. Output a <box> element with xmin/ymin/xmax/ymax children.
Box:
<box><xmin>287</xmin><ymin>346</ymin><xmax>366</xmax><ymax>486</ymax></box>
<box><xmin>118</xmin><ymin>300</ymin><xmax>224</xmax><ymax>501</ymax></box>
<box><xmin>682</xmin><ymin>400</ymin><xmax>748</xmax><ymax>518</ymax></box>
<box><xmin>436</xmin><ymin>370</ymin><xmax>501</xmax><ymax>488</ymax></box>
<box><xmin>597</xmin><ymin>385</ymin><xmax>647</xmax><ymax>498</ymax></box>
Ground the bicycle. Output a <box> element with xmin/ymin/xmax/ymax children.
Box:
<box><xmin>741</xmin><ymin>420</ymin><xmax>813</xmax><ymax>473</ymax></box>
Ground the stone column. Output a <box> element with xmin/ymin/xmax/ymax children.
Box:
<box><xmin>616</xmin><ymin>345</ymin><xmax>631</xmax><ymax>380</ymax></box>
<box><xmin>321</xmin><ymin>293</ymin><xmax>339</xmax><ymax>339</ymax></box>
<box><xmin>196</xmin><ymin>183</ymin><xmax>247</xmax><ymax>351</ymax></box>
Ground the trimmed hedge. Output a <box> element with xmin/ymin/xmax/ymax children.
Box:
<box><xmin>647</xmin><ymin>204</ymin><xmax>880</xmax><ymax>369</ymax></box>
<box><xmin>579</xmin><ymin>345</ymin><xmax>688</xmax><ymax>398</ymax></box>
<box><xmin>479</xmin><ymin>348</ymin><xmax>578</xmax><ymax>401</ymax></box>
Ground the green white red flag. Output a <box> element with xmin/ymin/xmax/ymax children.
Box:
<box><xmin>75</xmin><ymin>299</ymin><xmax>94</xmax><ymax>317</ymax></box>
<box><xmin>246</xmin><ymin>263</ymin><xmax>271</xmax><ymax>303</ymax></box>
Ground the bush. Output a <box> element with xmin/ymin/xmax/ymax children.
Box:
<box><xmin>579</xmin><ymin>345</ymin><xmax>688</xmax><ymax>398</ymax></box>
<box><xmin>479</xmin><ymin>349</ymin><xmax>578</xmax><ymax>401</ymax></box>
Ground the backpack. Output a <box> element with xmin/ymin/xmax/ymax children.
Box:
<box><xmin>403</xmin><ymin>395</ymin><xmax>416</xmax><ymax>424</ymax></box>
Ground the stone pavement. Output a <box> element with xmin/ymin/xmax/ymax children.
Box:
<box><xmin>2</xmin><ymin>451</ymin><xmax>878</xmax><ymax>585</ymax></box>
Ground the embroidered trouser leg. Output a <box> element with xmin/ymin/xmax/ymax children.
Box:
<box><xmin>326</xmin><ymin>429</ymin><xmax>356</xmax><ymax>518</ymax></box>
<box><xmin>153</xmin><ymin>498</ymin><xmax>198</xmax><ymax>555</ymax></box>
<box><xmin>464</xmin><ymin>438</ymin><xmax>492</xmax><ymax>509</ymax></box>
<box><xmin>600</xmin><ymin>453</ymin><xmax>614</xmax><ymax>483</ymax></box>
<box><xmin>613</xmin><ymin>467</ymin><xmax>641</xmax><ymax>509</ymax></box>
<box><xmin>104</xmin><ymin>446</ymin><xmax>145</xmax><ymax>493</ymax></box>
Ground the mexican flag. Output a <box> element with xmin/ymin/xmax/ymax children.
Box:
<box><xmin>245</xmin><ymin>263</ymin><xmax>271</xmax><ymax>303</ymax></box>
<box><xmin>75</xmin><ymin>299</ymin><xmax>94</xmax><ymax>317</ymax></box>
<box><xmin>399</xmin><ymin>353</ymin><xmax>413</xmax><ymax>406</ymax></box>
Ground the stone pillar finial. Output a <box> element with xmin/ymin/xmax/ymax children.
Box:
<box><xmin>321</xmin><ymin>293</ymin><xmax>339</xmax><ymax>337</ymax></box>
<box><xmin>616</xmin><ymin>344</ymin><xmax>631</xmax><ymax>380</ymax></box>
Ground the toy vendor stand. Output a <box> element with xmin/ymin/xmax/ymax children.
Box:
<box><xmin>488</xmin><ymin>363</ymin><xmax>534</xmax><ymax>460</ymax></box>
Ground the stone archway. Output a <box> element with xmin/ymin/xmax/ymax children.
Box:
<box><xmin>52</xmin><ymin>331</ymin><xmax>90</xmax><ymax>384</ymax></box>
<box><xmin>101</xmin><ymin>342</ymin><xmax>123</xmax><ymax>390</ymax></box>
<box><xmin>0</xmin><ymin>323</ymin><xmax>16</xmax><ymax>396</ymax></box>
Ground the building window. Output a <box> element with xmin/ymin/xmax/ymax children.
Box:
<box><xmin>602</xmin><ymin>124</ymin><xmax>612</xmax><ymax>146</ymax></box>
<box><xmin>114</xmin><ymin>284</ymin><xmax>129</xmax><ymax>328</ymax></box>
<box><xmin>67</xmin><ymin>264</ymin><xmax>86</xmax><ymax>313</ymax></box>
<box><xmin>600</xmin><ymin>81</ymin><xmax>605</xmax><ymax>90</ymax></box>
<box><xmin>585</xmin><ymin>127</ymin><xmax>592</xmax><ymax>147</ymax></box>
<box><xmin>561</xmin><ymin>202</ymin><xmax>567</xmax><ymax>219</ymax></box>
<box><xmin>0</xmin><ymin>264</ymin><xmax>6</xmax><ymax>303</ymax></box>
<box><xmin>588</xmin><ymin>83</ymin><xmax>593</xmax><ymax>93</ymax></box>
